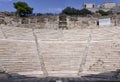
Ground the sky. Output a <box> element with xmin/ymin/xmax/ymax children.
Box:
<box><xmin>0</xmin><ymin>0</ymin><xmax>120</xmax><ymax>13</ymax></box>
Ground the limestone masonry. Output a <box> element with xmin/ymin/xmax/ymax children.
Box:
<box><xmin>1</xmin><ymin>15</ymin><xmax>120</xmax><ymax>29</ymax></box>
<box><xmin>0</xmin><ymin>14</ymin><xmax>120</xmax><ymax>80</ymax></box>
<box><xmin>0</xmin><ymin>25</ymin><xmax>120</xmax><ymax>78</ymax></box>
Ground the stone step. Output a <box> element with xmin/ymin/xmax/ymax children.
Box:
<box><xmin>11</xmin><ymin>77</ymin><xmax>120</xmax><ymax>82</ymax></box>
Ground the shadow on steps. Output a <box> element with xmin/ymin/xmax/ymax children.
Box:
<box><xmin>0</xmin><ymin>69</ymin><xmax>120</xmax><ymax>82</ymax></box>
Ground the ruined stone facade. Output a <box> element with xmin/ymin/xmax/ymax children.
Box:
<box><xmin>83</xmin><ymin>2</ymin><xmax>117</xmax><ymax>12</ymax></box>
<box><xmin>99</xmin><ymin>2</ymin><xmax>116</xmax><ymax>9</ymax></box>
<box><xmin>0</xmin><ymin>14</ymin><xmax>119</xmax><ymax>30</ymax></box>
<box><xmin>83</xmin><ymin>3</ymin><xmax>95</xmax><ymax>9</ymax></box>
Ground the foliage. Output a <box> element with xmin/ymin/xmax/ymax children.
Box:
<box><xmin>14</xmin><ymin>1</ymin><xmax>33</xmax><ymax>17</ymax></box>
<box><xmin>61</xmin><ymin>7</ymin><xmax>79</xmax><ymax>15</ymax></box>
<box><xmin>79</xmin><ymin>8</ymin><xmax>93</xmax><ymax>16</ymax></box>
<box><xmin>44</xmin><ymin>13</ymin><xmax>55</xmax><ymax>15</ymax></box>
<box><xmin>36</xmin><ymin>13</ymin><xmax>43</xmax><ymax>16</ymax></box>
<box><xmin>96</xmin><ymin>10</ymin><xmax>112</xmax><ymax>16</ymax></box>
<box><xmin>61</xmin><ymin>7</ymin><xmax>92</xmax><ymax>16</ymax></box>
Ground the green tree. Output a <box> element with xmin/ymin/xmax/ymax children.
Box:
<box><xmin>14</xmin><ymin>1</ymin><xmax>33</xmax><ymax>16</ymax></box>
<box><xmin>79</xmin><ymin>8</ymin><xmax>93</xmax><ymax>16</ymax></box>
<box><xmin>61</xmin><ymin>7</ymin><xmax>79</xmax><ymax>15</ymax></box>
<box><xmin>96</xmin><ymin>10</ymin><xmax>112</xmax><ymax>16</ymax></box>
<box><xmin>61</xmin><ymin>7</ymin><xmax>92</xmax><ymax>16</ymax></box>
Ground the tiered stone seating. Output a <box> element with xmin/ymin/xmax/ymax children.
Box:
<box><xmin>39</xmin><ymin>42</ymin><xmax>87</xmax><ymax>76</ymax></box>
<box><xmin>82</xmin><ymin>27</ymin><xmax>120</xmax><ymax>75</ymax></box>
<box><xmin>62</xmin><ymin>29</ymin><xmax>90</xmax><ymax>41</ymax></box>
<box><xmin>0</xmin><ymin>26</ymin><xmax>120</xmax><ymax>77</ymax></box>
<box><xmin>1</xmin><ymin>26</ymin><xmax>34</xmax><ymax>41</ymax></box>
<box><xmin>34</xmin><ymin>29</ymin><xmax>63</xmax><ymax>41</ymax></box>
<box><xmin>34</xmin><ymin>29</ymin><xmax>90</xmax><ymax>42</ymax></box>
<box><xmin>83</xmin><ymin>40</ymin><xmax>120</xmax><ymax>75</ymax></box>
<box><xmin>34</xmin><ymin>29</ymin><xmax>89</xmax><ymax>76</ymax></box>
<box><xmin>0</xmin><ymin>40</ymin><xmax>43</xmax><ymax>76</ymax></box>
<box><xmin>91</xmin><ymin>27</ymin><xmax>120</xmax><ymax>41</ymax></box>
<box><xmin>0</xmin><ymin>28</ymin><xmax>5</xmax><ymax>39</ymax></box>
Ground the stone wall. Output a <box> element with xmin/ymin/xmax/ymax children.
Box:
<box><xmin>0</xmin><ymin>15</ymin><xmax>119</xmax><ymax>29</ymax></box>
